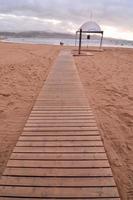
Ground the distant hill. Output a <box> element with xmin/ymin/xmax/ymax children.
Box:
<box><xmin>0</xmin><ymin>31</ymin><xmax>132</xmax><ymax>46</ymax></box>
<box><xmin>0</xmin><ymin>31</ymin><xmax>75</xmax><ymax>39</ymax></box>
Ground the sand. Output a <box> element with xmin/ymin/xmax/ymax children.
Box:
<box><xmin>0</xmin><ymin>42</ymin><xmax>60</xmax><ymax>174</ymax></box>
<box><xmin>0</xmin><ymin>43</ymin><xmax>133</xmax><ymax>200</ymax></box>
<box><xmin>75</xmin><ymin>47</ymin><xmax>133</xmax><ymax>200</ymax></box>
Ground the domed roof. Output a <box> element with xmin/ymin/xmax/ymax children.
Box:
<box><xmin>79</xmin><ymin>21</ymin><xmax>102</xmax><ymax>32</ymax></box>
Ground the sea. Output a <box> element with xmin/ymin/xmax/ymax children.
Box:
<box><xmin>2</xmin><ymin>37</ymin><xmax>133</xmax><ymax>48</ymax></box>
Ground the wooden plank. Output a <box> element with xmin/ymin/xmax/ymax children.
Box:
<box><xmin>0</xmin><ymin>198</ymin><xmax>121</xmax><ymax>200</ymax></box>
<box><xmin>27</xmin><ymin>119</ymin><xmax>96</xmax><ymax>123</ymax></box>
<box><xmin>7</xmin><ymin>160</ymin><xmax>110</xmax><ymax>168</ymax></box>
<box><xmin>25</xmin><ymin>122</ymin><xmax>97</xmax><ymax>127</ymax></box>
<box><xmin>39</xmin><ymin>93</ymin><xmax>86</xmax><ymax>95</ymax></box>
<box><xmin>19</xmin><ymin>135</ymin><xmax>101</xmax><ymax>141</ymax></box>
<box><xmin>22</xmin><ymin>131</ymin><xmax>100</xmax><ymax>136</ymax></box>
<box><xmin>30</xmin><ymin>108</ymin><xmax>92</xmax><ymax>112</ymax></box>
<box><xmin>37</xmin><ymin>92</ymin><xmax>87</xmax><ymax>95</ymax></box>
<box><xmin>10</xmin><ymin>153</ymin><xmax>108</xmax><ymax>160</ymax></box>
<box><xmin>33</xmin><ymin>106</ymin><xmax>91</xmax><ymax>108</ymax></box>
<box><xmin>40</xmin><ymin>89</ymin><xmax>84</xmax><ymax>91</ymax></box>
<box><xmin>16</xmin><ymin>141</ymin><xmax>103</xmax><ymax>147</ymax></box>
<box><xmin>34</xmin><ymin>102</ymin><xmax>88</xmax><ymax>107</ymax></box>
<box><xmin>0</xmin><ymin>176</ymin><xmax>116</xmax><ymax>187</ymax></box>
<box><xmin>34</xmin><ymin>98</ymin><xmax>89</xmax><ymax>101</ymax></box>
<box><xmin>32</xmin><ymin>108</ymin><xmax>92</xmax><ymax>111</ymax></box>
<box><xmin>38</xmin><ymin>90</ymin><xmax>85</xmax><ymax>93</ymax></box>
<box><xmin>31</xmin><ymin>111</ymin><xmax>93</xmax><ymax>114</ymax></box>
<box><xmin>28</xmin><ymin>116</ymin><xmax>95</xmax><ymax>120</ymax></box>
<box><xmin>13</xmin><ymin>146</ymin><xmax>105</xmax><ymax>153</ymax></box>
<box><xmin>3</xmin><ymin>167</ymin><xmax>113</xmax><ymax>177</ymax></box>
<box><xmin>29</xmin><ymin>113</ymin><xmax>94</xmax><ymax>117</ymax></box>
<box><xmin>0</xmin><ymin>186</ymin><xmax>119</xmax><ymax>198</ymax></box>
<box><xmin>33</xmin><ymin>106</ymin><xmax>91</xmax><ymax>109</ymax></box>
<box><xmin>23</xmin><ymin>127</ymin><xmax>98</xmax><ymax>131</ymax></box>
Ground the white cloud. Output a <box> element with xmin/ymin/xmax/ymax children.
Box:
<box><xmin>102</xmin><ymin>25</ymin><xmax>133</xmax><ymax>40</ymax></box>
<box><xmin>0</xmin><ymin>0</ymin><xmax>132</xmax><ymax>39</ymax></box>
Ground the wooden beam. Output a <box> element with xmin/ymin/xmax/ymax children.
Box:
<box><xmin>78</xmin><ymin>29</ymin><xmax>82</xmax><ymax>54</ymax></box>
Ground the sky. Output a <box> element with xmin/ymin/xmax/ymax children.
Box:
<box><xmin>0</xmin><ymin>0</ymin><xmax>133</xmax><ymax>40</ymax></box>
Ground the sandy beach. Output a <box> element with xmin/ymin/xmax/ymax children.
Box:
<box><xmin>0</xmin><ymin>42</ymin><xmax>60</xmax><ymax>174</ymax></box>
<box><xmin>75</xmin><ymin>47</ymin><xmax>133</xmax><ymax>200</ymax></box>
<box><xmin>0</xmin><ymin>43</ymin><xmax>133</xmax><ymax>199</ymax></box>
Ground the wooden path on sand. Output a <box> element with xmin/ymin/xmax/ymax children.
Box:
<box><xmin>0</xmin><ymin>51</ymin><xmax>120</xmax><ymax>199</ymax></box>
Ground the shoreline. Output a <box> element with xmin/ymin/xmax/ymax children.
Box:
<box><xmin>1</xmin><ymin>38</ymin><xmax>133</xmax><ymax>49</ymax></box>
<box><xmin>1</xmin><ymin>41</ymin><xmax>133</xmax><ymax>55</ymax></box>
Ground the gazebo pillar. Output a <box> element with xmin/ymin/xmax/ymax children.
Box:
<box><xmin>100</xmin><ymin>32</ymin><xmax>104</xmax><ymax>49</ymax></box>
<box><xmin>78</xmin><ymin>29</ymin><xmax>82</xmax><ymax>54</ymax></box>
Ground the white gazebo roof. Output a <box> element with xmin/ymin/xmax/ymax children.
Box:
<box><xmin>79</xmin><ymin>21</ymin><xmax>102</xmax><ymax>32</ymax></box>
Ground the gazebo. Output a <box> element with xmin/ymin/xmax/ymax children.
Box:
<box><xmin>75</xmin><ymin>21</ymin><xmax>104</xmax><ymax>54</ymax></box>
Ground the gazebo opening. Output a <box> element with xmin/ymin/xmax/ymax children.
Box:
<box><xmin>75</xmin><ymin>21</ymin><xmax>104</xmax><ymax>54</ymax></box>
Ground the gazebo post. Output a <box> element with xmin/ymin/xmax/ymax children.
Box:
<box><xmin>100</xmin><ymin>32</ymin><xmax>103</xmax><ymax>49</ymax></box>
<box><xmin>75</xmin><ymin>31</ymin><xmax>78</xmax><ymax>47</ymax></box>
<box><xmin>78</xmin><ymin>29</ymin><xmax>82</xmax><ymax>54</ymax></box>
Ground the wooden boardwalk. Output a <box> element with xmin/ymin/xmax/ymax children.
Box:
<box><xmin>0</xmin><ymin>51</ymin><xmax>120</xmax><ymax>199</ymax></box>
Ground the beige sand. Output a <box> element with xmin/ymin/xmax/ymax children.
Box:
<box><xmin>75</xmin><ymin>47</ymin><xmax>133</xmax><ymax>200</ymax></box>
<box><xmin>0</xmin><ymin>43</ymin><xmax>133</xmax><ymax>199</ymax></box>
<box><xmin>0</xmin><ymin>42</ymin><xmax>60</xmax><ymax>174</ymax></box>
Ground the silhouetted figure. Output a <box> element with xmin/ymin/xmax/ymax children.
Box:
<box><xmin>60</xmin><ymin>42</ymin><xmax>64</xmax><ymax>46</ymax></box>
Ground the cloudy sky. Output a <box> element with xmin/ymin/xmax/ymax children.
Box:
<box><xmin>0</xmin><ymin>0</ymin><xmax>133</xmax><ymax>40</ymax></box>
